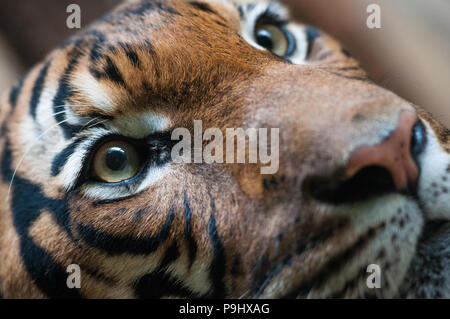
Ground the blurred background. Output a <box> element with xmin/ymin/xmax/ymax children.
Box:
<box><xmin>0</xmin><ymin>0</ymin><xmax>448</xmax><ymax>128</ymax></box>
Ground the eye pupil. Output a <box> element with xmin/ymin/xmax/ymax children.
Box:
<box><xmin>105</xmin><ymin>147</ymin><xmax>127</xmax><ymax>171</ymax></box>
<box><xmin>256</xmin><ymin>29</ymin><xmax>274</xmax><ymax>50</ymax></box>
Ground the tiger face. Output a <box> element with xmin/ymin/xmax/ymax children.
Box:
<box><xmin>0</xmin><ymin>0</ymin><xmax>449</xmax><ymax>298</ymax></box>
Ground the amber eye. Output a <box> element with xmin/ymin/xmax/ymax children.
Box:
<box><xmin>255</xmin><ymin>24</ymin><xmax>292</xmax><ymax>57</ymax></box>
<box><xmin>93</xmin><ymin>140</ymin><xmax>141</xmax><ymax>183</ymax></box>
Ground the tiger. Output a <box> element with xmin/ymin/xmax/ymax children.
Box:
<box><xmin>0</xmin><ymin>0</ymin><xmax>449</xmax><ymax>299</ymax></box>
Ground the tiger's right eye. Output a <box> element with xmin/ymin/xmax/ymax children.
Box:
<box><xmin>93</xmin><ymin>140</ymin><xmax>141</xmax><ymax>183</ymax></box>
<box><xmin>254</xmin><ymin>24</ymin><xmax>294</xmax><ymax>57</ymax></box>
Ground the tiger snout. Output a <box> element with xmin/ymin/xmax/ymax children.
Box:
<box><xmin>229</xmin><ymin>66</ymin><xmax>433</xmax><ymax>298</ymax></box>
<box><xmin>306</xmin><ymin>111</ymin><xmax>425</xmax><ymax>204</ymax></box>
<box><xmin>240</xmin><ymin>65</ymin><xmax>423</xmax><ymax>203</ymax></box>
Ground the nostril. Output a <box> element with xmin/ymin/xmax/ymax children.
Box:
<box><xmin>306</xmin><ymin>166</ymin><xmax>396</xmax><ymax>205</ymax></box>
<box><xmin>343</xmin><ymin>111</ymin><xmax>420</xmax><ymax>193</ymax></box>
<box><xmin>410</xmin><ymin>120</ymin><xmax>427</xmax><ymax>164</ymax></box>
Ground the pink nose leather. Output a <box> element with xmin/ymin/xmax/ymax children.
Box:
<box><xmin>346</xmin><ymin>111</ymin><xmax>420</xmax><ymax>192</ymax></box>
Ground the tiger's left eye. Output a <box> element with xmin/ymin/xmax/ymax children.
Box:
<box><xmin>255</xmin><ymin>24</ymin><xmax>294</xmax><ymax>57</ymax></box>
<box><xmin>93</xmin><ymin>141</ymin><xmax>141</xmax><ymax>183</ymax></box>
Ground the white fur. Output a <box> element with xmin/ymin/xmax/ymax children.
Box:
<box><xmin>417</xmin><ymin>122</ymin><xmax>450</xmax><ymax>220</ymax></box>
<box><xmin>80</xmin><ymin>165</ymin><xmax>170</xmax><ymax>200</ymax></box>
<box><xmin>71</xmin><ymin>72</ymin><xmax>114</xmax><ymax>113</ymax></box>
<box><xmin>106</xmin><ymin>113</ymin><xmax>170</xmax><ymax>139</ymax></box>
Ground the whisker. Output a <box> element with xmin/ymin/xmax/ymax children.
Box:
<box><xmin>88</xmin><ymin>119</ymin><xmax>108</xmax><ymax>128</ymax></box>
<box><xmin>37</xmin><ymin>103</ymin><xmax>100</xmax><ymax>126</ymax></box>
<box><xmin>38</xmin><ymin>109</ymin><xmax>67</xmax><ymax>123</ymax></box>
<box><xmin>252</xmin><ymin>263</ymin><xmax>283</xmax><ymax>299</ymax></box>
<box><xmin>6</xmin><ymin>118</ymin><xmax>70</xmax><ymax>202</ymax></box>
<box><xmin>79</xmin><ymin>116</ymin><xmax>100</xmax><ymax>131</ymax></box>
<box><xmin>238</xmin><ymin>289</ymin><xmax>251</xmax><ymax>299</ymax></box>
<box><xmin>6</xmin><ymin>102</ymin><xmax>106</xmax><ymax>202</ymax></box>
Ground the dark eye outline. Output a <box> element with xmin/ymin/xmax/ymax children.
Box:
<box><xmin>305</xmin><ymin>26</ymin><xmax>320</xmax><ymax>57</ymax></box>
<box><xmin>254</xmin><ymin>9</ymin><xmax>297</xmax><ymax>59</ymax></box>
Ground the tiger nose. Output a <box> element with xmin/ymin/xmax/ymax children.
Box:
<box><xmin>345</xmin><ymin>111</ymin><xmax>425</xmax><ymax>193</ymax></box>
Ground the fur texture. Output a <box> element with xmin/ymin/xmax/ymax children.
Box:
<box><xmin>0</xmin><ymin>0</ymin><xmax>449</xmax><ymax>298</ymax></box>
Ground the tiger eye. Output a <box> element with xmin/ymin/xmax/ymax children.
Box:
<box><xmin>93</xmin><ymin>141</ymin><xmax>140</xmax><ymax>183</ymax></box>
<box><xmin>255</xmin><ymin>24</ymin><xmax>289</xmax><ymax>57</ymax></box>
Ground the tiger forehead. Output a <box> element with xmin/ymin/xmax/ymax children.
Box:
<box><xmin>66</xmin><ymin>0</ymin><xmax>281</xmax><ymax>118</ymax></box>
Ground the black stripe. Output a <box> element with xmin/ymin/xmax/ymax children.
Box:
<box><xmin>329</xmin><ymin>71</ymin><xmax>370</xmax><ymax>82</ymax></box>
<box><xmin>102</xmin><ymin>208</ymin><xmax>127</xmax><ymax>222</ymax></box>
<box><xmin>103</xmin><ymin>56</ymin><xmax>125</xmax><ymax>86</ymax></box>
<box><xmin>238</xmin><ymin>5</ymin><xmax>245</xmax><ymax>18</ymax></box>
<box><xmin>134</xmin><ymin>243</ymin><xmax>200</xmax><ymax>298</ymax></box>
<box><xmin>342</xmin><ymin>48</ymin><xmax>353</xmax><ymax>58</ymax></box>
<box><xmin>208</xmin><ymin>196</ymin><xmax>226</xmax><ymax>298</ymax></box>
<box><xmin>1</xmin><ymin>140</ymin><xmax>14</xmax><ymax>183</ymax></box>
<box><xmin>53</xmin><ymin>43</ymin><xmax>84</xmax><ymax>139</ymax></box>
<box><xmin>1</xmin><ymin>141</ymin><xmax>81</xmax><ymax>298</ymax></box>
<box><xmin>188</xmin><ymin>1</ymin><xmax>219</xmax><ymax>15</ymax></box>
<box><xmin>317</xmin><ymin>50</ymin><xmax>333</xmax><ymax>61</ymax></box>
<box><xmin>133</xmin><ymin>208</ymin><xmax>149</xmax><ymax>221</ymax></box>
<box><xmin>92</xmin><ymin>194</ymin><xmax>137</xmax><ymax>207</ymax></box>
<box><xmin>160</xmin><ymin>242</ymin><xmax>180</xmax><ymax>269</ymax></box>
<box><xmin>338</xmin><ymin>66</ymin><xmax>360</xmax><ymax>71</ymax></box>
<box><xmin>134</xmin><ymin>241</ymin><xmax>199</xmax><ymax>298</ymax></box>
<box><xmin>183</xmin><ymin>191</ymin><xmax>197</xmax><ymax>267</ymax></box>
<box><xmin>286</xmin><ymin>225</ymin><xmax>382</xmax><ymax>298</ymax></box>
<box><xmin>328</xmin><ymin>265</ymin><xmax>367</xmax><ymax>298</ymax></box>
<box><xmin>134</xmin><ymin>268</ymin><xmax>196</xmax><ymax>298</ymax></box>
<box><xmin>1</xmin><ymin>77</ymin><xmax>26</xmax><ymax>135</ymax></box>
<box><xmin>129</xmin><ymin>1</ymin><xmax>180</xmax><ymax>16</ymax></box>
<box><xmin>89</xmin><ymin>30</ymin><xmax>106</xmax><ymax>63</ymax></box>
<box><xmin>50</xmin><ymin>136</ymin><xmax>87</xmax><ymax>176</ymax></box>
<box><xmin>77</xmin><ymin>207</ymin><xmax>175</xmax><ymax>255</ymax></box>
<box><xmin>90</xmin><ymin>54</ymin><xmax>126</xmax><ymax>87</ymax></box>
<box><xmin>9</xmin><ymin>77</ymin><xmax>25</xmax><ymax>107</ymax></box>
<box><xmin>306</xmin><ymin>27</ymin><xmax>320</xmax><ymax>56</ymax></box>
<box><xmin>120</xmin><ymin>43</ymin><xmax>141</xmax><ymax>67</ymax></box>
<box><xmin>2</xmin><ymin>142</ymin><xmax>74</xmax><ymax>233</ymax></box>
<box><xmin>143</xmin><ymin>39</ymin><xmax>155</xmax><ymax>55</ymax></box>
<box><xmin>30</xmin><ymin>61</ymin><xmax>51</xmax><ymax>118</ymax></box>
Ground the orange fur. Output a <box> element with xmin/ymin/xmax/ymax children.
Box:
<box><xmin>0</xmin><ymin>0</ymin><xmax>448</xmax><ymax>299</ymax></box>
